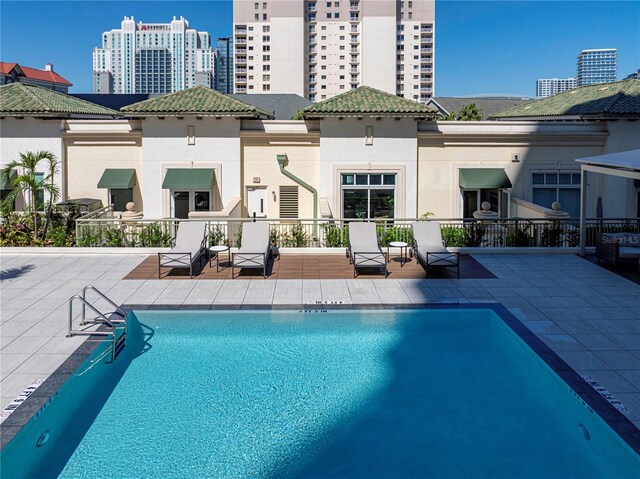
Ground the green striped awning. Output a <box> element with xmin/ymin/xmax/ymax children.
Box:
<box><xmin>0</xmin><ymin>170</ymin><xmax>16</xmax><ymax>189</ymax></box>
<box><xmin>161</xmin><ymin>168</ymin><xmax>215</xmax><ymax>190</ymax></box>
<box><xmin>97</xmin><ymin>169</ymin><xmax>137</xmax><ymax>189</ymax></box>
<box><xmin>459</xmin><ymin>168</ymin><xmax>512</xmax><ymax>189</ymax></box>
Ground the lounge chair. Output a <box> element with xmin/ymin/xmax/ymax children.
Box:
<box><xmin>232</xmin><ymin>222</ymin><xmax>270</xmax><ymax>278</ymax></box>
<box><xmin>412</xmin><ymin>221</ymin><xmax>460</xmax><ymax>278</ymax></box>
<box><xmin>347</xmin><ymin>222</ymin><xmax>388</xmax><ymax>277</ymax></box>
<box><xmin>158</xmin><ymin>221</ymin><xmax>207</xmax><ymax>278</ymax></box>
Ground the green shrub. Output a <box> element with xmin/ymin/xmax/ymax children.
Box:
<box><xmin>280</xmin><ymin>222</ymin><xmax>308</xmax><ymax>247</ymax></box>
<box><xmin>441</xmin><ymin>226</ymin><xmax>466</xmax><ymax>247</ymax></box>
<box><xmin>139</xmin><ymin>223</ymin><xmax>172</xmax><ymax>247</ymax></box>
<box><xmin>323</xmin><ymin>224</ymin><xmax>348</xmax><ymax>247</ymax></box>
<box><xmin>507</xmin><ymin>228</ymin><xmax>531</xmax><ymax>247</ymax></box>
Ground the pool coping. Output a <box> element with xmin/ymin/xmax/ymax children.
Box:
<box><xmin>2</xmin><ymin>302</ymin><xmax>639</xmax><ymax>457</ymax></box>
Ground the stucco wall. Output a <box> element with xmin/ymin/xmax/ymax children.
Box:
<box><xmin>418</xmin><ymin>121</ymin><xmax>607</xmax><ymax>218</ymax></box>
<box><xmin>65</xmin><ymin>142</ymin><xmax>142</xmax><ymax>210</ymax></box>
<box><xmin>318</xmin><ymin>117</ymin><xmax>418</xmax><ymax>217</ymax></box>
<box><xmin>140</xmin><ymin>117</ymin><xmax>242</xmax><ymax>217</ymax></box>
<box><xmin>242</xmin><ymin>144</ymin><xmax>320</xmax><ymax>219</ymax></box>
<box><xmin>0</xmin><ymin>118</ymin><xmax>64</xmax><ymax>209</ymax></box>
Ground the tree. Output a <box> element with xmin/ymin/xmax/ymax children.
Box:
<box><xmin>1</xmin><ymin>150</ymin><xmax>59</xmax><ymax>242</ymax></box>
<box><xmin>457</xmin><ymin>103</ymin><xmax>483</xmax><ymax>121</ymax></box>
<box><xmin>41</xmin><ymin>155</ymin><xmax>61</xmax><ymax>241</ymax></box>
<box><xmin>292</xmin><ymin>110</ymin><xmax>305</xmax><ymax>120</ymax></box>
<box><xmin>436</xmin><ymin>111</ymin><xmax>457</xmax><ymax>120</ymax></box>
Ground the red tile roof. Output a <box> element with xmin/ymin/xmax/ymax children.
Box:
<box><xmin>0</xmin><ymin>62</ymin><xmax>72</xmax><ymax>86</ymax></box>
<box><xmin>0</xmin><ymin>62</ymin><xmax>17</xmax><ymax>74</ymax></box>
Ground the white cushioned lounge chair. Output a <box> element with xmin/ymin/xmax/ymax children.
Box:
<box><xmin>232</xmin><ymin>222</ymin><xmax>271</xmax><ymax>278</ymax></box>
<box><xmin>158</xmin><ymin>221</ymin><xmax>207</xmax><ymax>278</ymax></box>
<box><xmin>347</xmin><ymin>222</ymin><xmax>388</xmax><ymax>278</ymax></box>
<box><xmin>412</xmin><ymin>221</ymin><xmax>459</xmax><ymax>278</ymax></box>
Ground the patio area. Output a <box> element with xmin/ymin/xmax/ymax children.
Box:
<box><xmin>126</xmin><ymin>252</ymin><xmax>495</xmax><ymax>280</ymax></box>
<box><xmin>1</xmin><ymin>252</ymin><xmax>640</xmax><ymax>437</ymax></box>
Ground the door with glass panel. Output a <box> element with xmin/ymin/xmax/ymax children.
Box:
<box><xmin>246</xmin><ymin>187</ymin><xmax>267</xmax><ymax>218</ymax></box>
<box><xmin>341</xmin><ymin>173</ymin><xmax>396</xmax><ymax>219</ymax></box>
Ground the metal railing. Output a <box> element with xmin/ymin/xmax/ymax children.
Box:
<box><xmin>67</xmin><ymin>286</ymin><xmax>127</xmax><ymax>363</ymax></box>
<box><xmin>74</xmin><ymin>216</ymin><xmax>640</xmax><ymax>249</ymax></box>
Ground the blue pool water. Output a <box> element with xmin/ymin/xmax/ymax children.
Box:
<box><xmin>2</xmin><ymin>309</ymin><xmax>639</xmax><ymax>478</ymax></box>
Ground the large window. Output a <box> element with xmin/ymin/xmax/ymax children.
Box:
<box><xmin>532</xmin><ymin>172</ymin><xmax>580</xmax><ymax>218</ymax></box>
<box><xmin>341</xmin><ymin>173</ymin><xmax>395</xmax><ymax>219</ymax></box>
<box><xmin>109</xmin><ymin>188</ymin><xmax>133</xmax><ymax>212</ymax></box>
<box><xmin>171</xmin><ymin>191</ymin><xmax>211</xmax><ymax>219</ymax></box>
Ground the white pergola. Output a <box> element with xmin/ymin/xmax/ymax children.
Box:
<box><xmin>576</xmin><ymin>149</ymin><xmax>640</xmax><ymax>256</ymax></box>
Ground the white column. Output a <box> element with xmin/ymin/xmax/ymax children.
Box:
<box><xmin>579</xmin><ymin>167</ymin><xmax>588</xmax><ymax>256</ymax></box>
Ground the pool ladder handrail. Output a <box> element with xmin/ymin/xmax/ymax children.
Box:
<box><xmin>67</xmin><ymin>286</ymin><xmax>127</xmax><ymax>363</ymax></box>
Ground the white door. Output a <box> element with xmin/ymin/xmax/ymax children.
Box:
<box><xmin>247</xmin><ymin>187</ymin><xmax>267</xmax><ymax>218</ymax></box>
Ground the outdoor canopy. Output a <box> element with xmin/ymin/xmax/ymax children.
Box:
<box><xmin>97</xmin><ymin>169</ymin><xmax>137</xmax><ymax>189</ymax></box>
<box><xmin>161</xmin><ymin>168</ymin><xmax>215</xmax><ymax>190</ymax></box>
<box><xmin>576</xmin><ymin>149</ymin><xmax>640</xmax><ymax>256</ymax></box>
<box><xmin>458</xmin><ymin>168</ymin><xmax>512</xmax><ymax>189</ymax></box>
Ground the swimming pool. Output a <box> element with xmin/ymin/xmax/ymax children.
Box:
<box><xmin>2</xmin><ymin>308</ymin><xmax>639</xmax><ymax>478</ymax></box>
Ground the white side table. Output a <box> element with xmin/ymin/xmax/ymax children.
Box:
<box><xmin>209</xmin><ymin>245</ymin><xmax>230</xmax><ymax>272</ymax></box>
<box><xmin>388</xmin><ymin>241</ymin><xmax>409</xmax><ymax>267</ymax></box>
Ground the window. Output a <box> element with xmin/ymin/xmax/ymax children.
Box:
<box><xmin>532</xmin><ymin>172</ymin><xmax>581</xmax><ymax>218</ymax></box>
<box><xmin>263</xmin><ymin>84</ymin><xmax>271</xmax><ymax>91</ymax></box>
<box><xmin>263</xmin><ymin>55</ymin><xmax>270</xmax><ymax>61</ymax></box>
<box><xmin>110</xmin><ymin>188</ymin><xmax>133</xmax><ymax>212</ymax></box>
<box><xmin>334</xmin><ymin>13</ymin><xmax>340</xmax><ymax>18</ymax></box>
<box><xmin>263</xmin><ymin>35</ymin><xmax>270</xmax><ymax>41</ymax></box>
<box><xmin>255</xmin><ymin>2</ymin><xmax>259</xmax><ymax>9</ymax></box>
<box><xmin>279</xmin><ymin>186</ymin><xmax>299</xmax><ymax>218</ymax></box>
<box><xmin>171</xmin><ymin>191</ymin><xmax>211</xmax><ymax>219</ymax></box>
<box><xmin>341</xmin><ymin>173</ymin><xmax>396</xmax><ymax>219</ymax></box>
<box><xmin>35</xmin><ymin>172</ymin><xmax>45</xmax><ymax>207</ymax></box>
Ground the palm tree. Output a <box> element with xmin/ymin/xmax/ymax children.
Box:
<box><xmin>457</xmin><ymin>103</ymin><xmax>483</xmax><ymax>121</ymax></box>
<box><xmin>2</xmin><ymin>150</ymin><xmax>59</xmax><ymax>242</ymax></box>
<box><xmin>41</xmin><ymin>156</ymin><xmax>61</xmax><ymax>241</ymax></box>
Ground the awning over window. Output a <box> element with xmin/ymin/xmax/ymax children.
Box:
<box><xmin>459</xmin><ymin>168</ymin><xmax>512</xmax><ymax>189</ymax></box>
<box><xmin>161</xmin><ymin>168</ymin><xmax>215</xmax><ymax>190</ymax></box>
<box><xmin>0</xmin><ymin>170</ymin><xmax>16</xmax><ymax>190</ymax></box>
<box><xmin>97</xmin><ymin>169</ymin><xmax>137</xmax><ymax>189</ymax></box>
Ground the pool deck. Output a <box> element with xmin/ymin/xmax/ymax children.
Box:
<box><xmin>1</xmin><ymin>253</ymin><xmax>640</xmax><ymax>433</ymax></box>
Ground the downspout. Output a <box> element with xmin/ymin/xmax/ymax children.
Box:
<box><xmin>276</xmin><ymin>154</ymin><xmax>318</xmax><ymax>236</ymax></box>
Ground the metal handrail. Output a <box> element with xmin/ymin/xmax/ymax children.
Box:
<box><xmin>67</xmin><ymin>286</ymin><xmax>127</xmax><ymax>362</ymax></box>
<box><xmin>81</xmin><ymin>285</ymin><xmax>126</xmax><ymax>323</ymax></box>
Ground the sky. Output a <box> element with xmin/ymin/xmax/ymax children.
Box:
<box><xmin>0</xmin><ymin>0</ymin><xmax>638</xmax><ymax>97</ymax></box>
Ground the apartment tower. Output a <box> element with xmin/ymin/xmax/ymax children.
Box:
<box><xmin>535</xmin><ymin>77</ymin><xmax>577</xmax><ymax>98</ymax></box>
<box><xmin>576</xmin><ymin>49</ymin><xmax>617</xmax><ymax>86</ymax></box>
<box><xmin>93</xmin><ymin>16</ymin><xmax>215</xmax><ymax>94</ymax></box>
<box><xmin>233</xmin><ymin>0</ymin><xmax>435</xmax><ymax>102</ymax></box>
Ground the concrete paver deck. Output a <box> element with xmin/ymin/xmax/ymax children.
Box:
<box><xmin>1</xmin><ymin>252</ymin><xmax>639</xmax><ymax>432</ymax></box>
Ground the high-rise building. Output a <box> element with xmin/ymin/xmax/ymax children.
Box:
<box><xmin>625</xmin><ymin>69</ymin><xmax>640</xmax><ymax>80</ymax></box>
<box><xmin>232</xmin><ymin>0</ymin><xmax>435</xmax><ymax>102</ymax></box>
<box><xmin>93</xmin><ymin>16</ymin><xmax>215</xmax><ymax>94</ymax></box>
<box><xmin>214</xmin><ymin>38</ymin><xmax>234</xmax><ymax>94</ymax></box>
<box><xmin>535</xmin><ymin>77</ymin><xmax>577</xmax><ymax>98</ymax></box>
<box><xmin>576</xmin><ymin>49</ymin><xmax>617</xmax><ymax>86</ymax></box>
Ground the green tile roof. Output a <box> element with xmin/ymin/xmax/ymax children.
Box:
<box><xmin>491</xmin><ymin>79</ymin><xmax>640</xmax><ymax>119</ymax></box>
<box><xmin>121</xmin><ymin>86</ymin><xmax>273</xmax><ymax>118</ymax></box>
<box><xmin>0</xmin><ymin>83</ymin><xmax>119</xmax><ymax>117</ymax></box>
<box><xmin>303</xmin><ymin>86</ymin><xmax>437</xmax><ymax>117</ymax></box>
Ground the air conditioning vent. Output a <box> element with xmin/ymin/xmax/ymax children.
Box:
<box><xmin>279</xmin><ymin>186</ymin><xmax>299</xmax><ymax>219</ymax></box>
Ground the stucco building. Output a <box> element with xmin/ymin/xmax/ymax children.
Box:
<box><xmin>1</xmin><ymin>80</ymin><xmax>639</xmax><ymax>222</ymax></box>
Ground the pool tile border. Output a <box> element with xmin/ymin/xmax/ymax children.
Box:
<box><xmin>2</xmin><ymin>303</ymin><xmax>639</xmax><ymax>457</ymax></box>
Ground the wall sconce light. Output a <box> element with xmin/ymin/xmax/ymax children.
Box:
<box><xmin>512</xmin><ymin>154</ymin><xmax>519</xmax><ymax>163</ymax></box>
<box><xmin>272</xmin><ymin>191</ymin><xmax>277</xmax><ymax>201</ymax></box>
<box><xmin>365</xmin><ymin>126</ymin><xmax>373</xmax><ymax>146</ymax></box>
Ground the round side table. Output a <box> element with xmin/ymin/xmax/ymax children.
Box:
<box><xmin>209</xmin><ymin>245</ymin><xmax>230</xmax><ymax>273</ymax></box>
<box><xmin>388</xmin><ymin>241</ymin><xmax>409</xmax><ymax>267</ymax></box>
